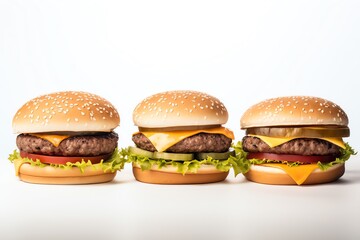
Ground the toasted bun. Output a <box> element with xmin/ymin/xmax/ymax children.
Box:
<box><xmin>13</xmin><ymin>91</ymin><xmax>120</xmax><ymax>133</ymax></box>
<box><xmin>132</xmin><ymin>164</ymin><xmax>229</xmax><ymax>184</ymax></box>
<box><xmin>241</xmin><ymin>96</ymin><xmax>348</xmax><ymax>128</ymax></box>
<box><xmin>244</xmin><ymin>164</ymin><xmax>345</xmax><ymax>185</ymax></box>
<box><xmin>133</xmin><ymin>90</ymin><xmax>228</xmax><ymax>128</ymax></box>
<box><xmin>16</xmin><ymin>163</ymin><xmax>117</xmax><ymax>184</ymax></box>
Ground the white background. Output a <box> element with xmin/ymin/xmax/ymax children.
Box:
<box><xmin>1</xmin><ymin>1</ymin><xmax>359</xmax><ymax>239</ymax></box>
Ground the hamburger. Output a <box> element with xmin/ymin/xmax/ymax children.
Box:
<box><xmin>124</xmin><ymin>90</ymin><xmax>244</xmax><ymax>184</ymax></box>
<box><xmin>8</xmin><ymin>91</ymin><xmax>124</xmax><ymax>184</ymax></box>
<box><xmin>238</xmin><ymin>96</ymin><xmax>355</xmax><ymax>185</ymax></box>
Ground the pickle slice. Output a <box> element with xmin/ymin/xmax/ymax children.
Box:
<box><xmin>153</xmin><ymin>152</ymin><xmax>194</xmax><ymax>161</ymax></box>
<box><xmin>129</xmin><ymin>146</ymin><xmax>154</xmax><ymax>158</ymax></box>
<box><xmin>195</xmin><ymin>150</ymin><xmax>235</xmax><ymax>160</ymax></box>
<box><xmin>246</xmin><ymin>126</ymin><xmax>350</xmax><ymax>138</ymax></box>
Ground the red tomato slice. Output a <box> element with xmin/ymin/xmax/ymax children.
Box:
<box><xmin>247</xmin><ymin>152</ymin><xmax>336</xmax><ymax>164</ymax></box>
<box><xmin>20</xmin><ymin>151</ymin><xmax>112</xmax><ymax>165</ymax></box>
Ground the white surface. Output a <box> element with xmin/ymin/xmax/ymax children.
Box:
<box><xmin>1</xmin><ymin>1</ymin><xmax>360</xmax><ymax>239</ymax></box>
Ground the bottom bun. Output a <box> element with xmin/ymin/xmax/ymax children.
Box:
<box><xmin>17</xmin><ymin>163</ymin><xmax>117</xmax><ymax>185</ymax></box>
<box><xmin>244</xmin><ymin>164</ymin><xmax>345</xmax><ymax>185</ymax></box>
<box><xmin>132</xmin><ymin>164</ymin><xmax>229</xmax><ymax>184</ymax></box>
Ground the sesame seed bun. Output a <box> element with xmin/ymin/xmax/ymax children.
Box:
<box><xmin>12</xmin><ymin>91</ymin><xmax>120</xmax><ymax>133</ymax></box>
<box><xmin>16</xmin><ymin>163</ymin><xmax>117</xmax><ymax>184</ymax></box>
<box><xmin>244</xmin><ymin>164</ymin><xmax>345</xmax><ymax>185</ymax></box>
<box><xmin>132</xmin><ymin>164</ymin><xmax>229</xmax><ymax>184</ymax></box>
<box><xmin>240</xmin><ymin>96</ymin><xmax>348</xmax><ymax>129</ymax></box>
<box><xmin>133</xmin><ymin>90</ymin><xmax>228</xmax><ymax>128</ymax></box>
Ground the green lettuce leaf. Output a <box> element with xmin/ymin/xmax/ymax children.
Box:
<box><xmin>121</xmin><ymin>145</ymin><xmax>248</xmax><ymax>176</ymax></box>
<box><xmin>317</xmin><ymin>143</ymin><xmax>356</xmax><ymax>170</ymax></box>
<box><xmin>232</xmin><ymin>141</ymin><xmax>356</xmax><ymax>173</ymax></box>
<box><xmin>8</xmin><ymin>148</ymin><xmax>125</xmax><ymax>173</ymax></box>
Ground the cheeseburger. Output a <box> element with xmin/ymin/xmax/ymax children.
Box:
<box><xmin>125</xmin><ymin>90</ymin><xmax>244</xmax><ymax>184</ymax></box>
<box><xmin>238</xmin><ymin>96</ymin><xmax>355</xmax><ymax>185</ymax></box>
<box><xmin>9</xmin><ymin>91</ymin><xmax>124</xmax><ymax>184</ymax></box>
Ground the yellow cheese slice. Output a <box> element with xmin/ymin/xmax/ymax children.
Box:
<box><xmin>322</xmin><ymin>137</ymin><xmax>346</xmax><ymax>149</ymax></box>
<box><xmin>262</xmin><ymin>163</ymin><xmax>319</xmax><ymax>185</ymax></box>
<box><xmin>29</xmin><ymin>134</ymin><xmax>71</xmax><ymax>147</ymax></box>
<box><xmin>138</xmin><ymin>127</ymin><xmax>234</xmax><ymax>152</ymax></box>
<box><xmin>250</xmin><ymin>134</ymin><xmax>346</xmax><ymax>149</ymax></box>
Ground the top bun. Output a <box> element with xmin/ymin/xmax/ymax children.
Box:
<box><xmin>13</xmin><ymin>91</ymin><xmax>120</xmax><ymax>133</ymax></box>
<box><xmin>241</xmin><ymin>96</ymin><xmax>348</xmax><ymax>128</ymax></box>
<box><xmin>133</xmin><ymin>90</ymin><xmax>228</xmax><ymax>128</ymax></box>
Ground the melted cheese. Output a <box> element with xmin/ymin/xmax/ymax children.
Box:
<box><xmin>250</xmin><ymin>134</ymin><xmax>346</xmax><ymax>149</ymax></box>
<box><xmin>261</xmin><ymin>163</ymin><xmax>319</xmax><ymax>185</ymax></box>
<box><xmin>30</xmin><ymin>134</ymin><xmax>70</xmax><ymax>147</ymax></box>
<box><xmin>138</xmin><ymin>127</ymin><xmax>234</xmax><ymax>152</ymax></box>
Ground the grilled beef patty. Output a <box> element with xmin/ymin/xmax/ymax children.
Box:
<box><xmin>242</xmin><ymin>136</ymin><xmax>340</xmax><ymax>156</ymax></box>
<box><xmin>132</xmin><ymin>133</ymin><xmax>231</xmax><ymax>153</ymax></box>
<box><xmin>17</xmin><ymin>132</ymin><xmax>118</xmax><ymax>156</ymax></box>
